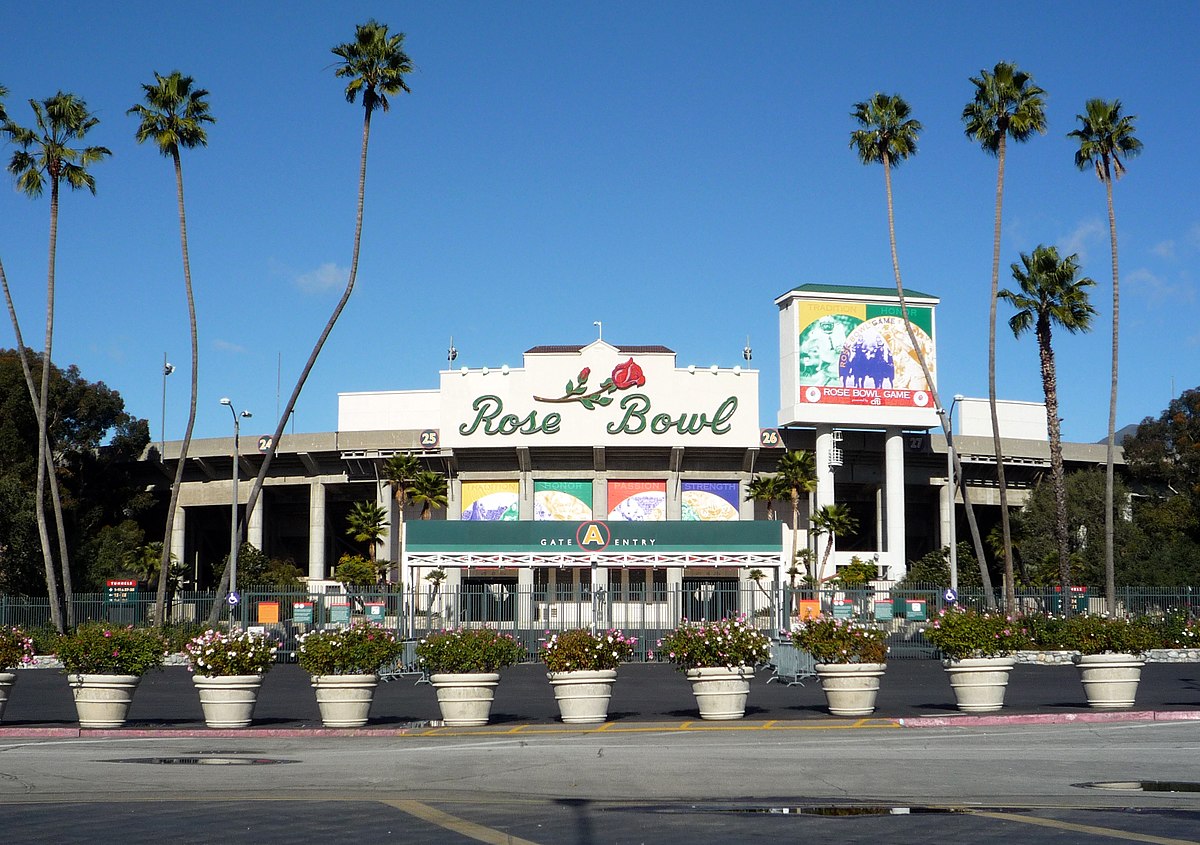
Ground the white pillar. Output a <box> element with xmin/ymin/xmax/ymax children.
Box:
<box><xmin>814</xmin><ymin>425</ymin><xmax>835</xmax><ymax>511</ymax></box>
<box><xmin>517</xmin><ymin>567</ymin><xmax>534</xmax><ymax>629</ymax></box>
<box><xmin>246</xmin><ymin>490</ymin><xmax>264</xmax><ymax>550</ymax></box>
<box><xmin>885</xmin><ymin>428</ymin><xmax>907</xmax><ymax>581</ymax></box>
<box><xmin>171</xmin><ymin>506</ymin><xmax>187</xmax><ymax>585</ymax></box>
<box><xmin>308</xmin><ymin>481</ymin><xmax>326</xmax><ymax>581</ymax></box>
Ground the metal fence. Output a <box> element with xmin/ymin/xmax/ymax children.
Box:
<box><xmin>5</xmin><ymin>584</ymin><xmax>1199</xmax><ymax>662</ymax></box>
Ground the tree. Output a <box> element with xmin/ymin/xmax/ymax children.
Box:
<box><xmin>850</xmin><ymin>92</ymin><xmax>993</xmax><ymax>602</ymax></box>
<box><xmin>335</xmin><ymin>553</ymin><xmax>381</xmax><ymax>586</ymax></box>
<box><xmin>346</xmin><ymin>499</ymin><xmax>388</xmax><ymax>562</ymax></box>
<box><xmin>810</xmin><ymin>504</ymin><xmax>859</xmax><ymax>582</ymax></box>
<box><xmin>744</xmin><ymin>473</ymin><xmax>788</xmax><ymax>520</ymax></box>
<box><xmin>208</xmin><ymin>21</ymin><xmax>412</xmax><ymax>624</ymax></box>
<box><xmin>1068</xmin><ymin>98</ymin><xmax>1142</xmax><ymax>613</ymax></box>
<box><xmin>381</xmin><ymin>452</ymin><xmax>420</xmax><ymax>572</ymax></box>
<box><xmin>776</xmin><ymin>450</ymin><xmax>817</xmax><ymax>576</ymax></box>
<box><xmin>409</xmin><ymin>471</ymin><xmax>448</xmax><ymax>520</ymax></box>
<box><xmin>962</xmin><ymin>62</ymin><xmax>1047</xmax><ymax>613</ymax></box>
<box><xmin>424</xmin><ymin>567</ymin><xmax>447</xmax><ymax>629</ymax></box>
<box><xmin>898</xmin><ymin>543</ymin><xmax>982</xmax><ymax>590</ymax></box>
<box><xmin>129</xmin><ymin>70</ymin><xmax>215</xmax><ymax>628</ymax></box>
<box><xmin>5</xmin><ymin>92</ymin><xmax>112</xmax><ymax>630</ymax></box>
<box><xmin>1000</xmin><ymin>245</ymin><xmax>1096</xmax><ymax>612</ymax></box>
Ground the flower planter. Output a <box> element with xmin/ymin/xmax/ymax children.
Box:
<box><xmin>943</xmin><ymin>657</ymin><xmax>1015</xmax><ymax>713</ymax></box>
<box><xmin>193</xmin><ymin>674</ymin><xmax>264</xmax><ymax>728</ymax></box>
<box><xmin>311</xmin><ymin>673</ymin><xmax>379</xmax><ymax>728</ymax></box>
<box><xmin>814</xmin><ymin>663</ymin><xmax>886</xmax><ymax>716</ymax></box>
<box><xmin>1074</xmin><ymin>653</ymin><xmax>1144</xmax><ymax>709</ymax></box>
<box><xmin>68</xmin><ymin>673</ymin><xmax>140</xmax><ymax>728</ymax></box>
<box><xmin>548</xmin><ymin>669</ymin><xmax>617</xmax><ymax>724</ymax></box>
<box><xmin>686</xmin><ymin>666</ymin><xmax>753</xmax><ymax>720</ymax></box>
<box><xmin>0</xmin><ymin>672</ymin><xmax>15</xmax><ymax>722</ymax></box>
<box><xmin>430</xmin><ymin>672</ymin><xmax>500</xmax><ymax>726</ymax></box>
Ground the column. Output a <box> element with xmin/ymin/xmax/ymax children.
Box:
<box><xmin>246</xmin><ymin>490</ymin><xmax>264</xmax><ymax>550</ymax></box>
<box><xmin>308</xmin><ymin>481</ymin><xmax>326</xmax><ymax>582</ymax></box>
<box><xmin>884</xmin><ymin>428</ymin><xmax>907</xmax><ymax>582</ymax></box>
<box><xmin>814</xmin><ymin>424</ymin><xmax>835</xmax><ymax>571</ymax></box>
<box><xmin>517</xmin><ymin>567</ymin><xmax>534</xmax><ymax>629</ymax></box>
<box><xmin>171</xmin><ymin>506</ymin><xmax>187</xmax><ymax>586</ymax></box>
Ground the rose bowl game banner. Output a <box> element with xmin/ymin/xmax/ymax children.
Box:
<box><xmin>461</xmin><ymin>481</ymin><xmax>519</xmax><ymax>521</ymax></box>
<box><xmin>607</xmin><ymin>480</ymin><xmax>666</xmax><ymax>521</ymax></box>
<box><xmin>681</xmin><ymin>481</ymin><xmax>740</xmax><ymax>521</ymax></box>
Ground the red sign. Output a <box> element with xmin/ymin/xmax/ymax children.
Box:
<box><xmin>802</xmin><ymin>385</ymin><xmax>930</xmax><ymax>408</ymax></box>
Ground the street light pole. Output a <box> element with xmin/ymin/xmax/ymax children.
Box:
<box><xmin>220</xmin><ymin>398</ymin><xmax>252</xmax><ymax>627</ymax></box>
<box><xmin>945</xmin><ymin>394</ymin><xmax>965</xmax><ymax>592</ymax></box>
<box><xmin>161</xmin><ymin>355</ymin><xmax>174</xmax><ymax>456</ymax></box>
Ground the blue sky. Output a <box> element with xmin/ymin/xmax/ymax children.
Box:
<box><xmin>1</xmin><ymin>1</ymin><xmax>1197</xmax><ymax>445</ymax></box>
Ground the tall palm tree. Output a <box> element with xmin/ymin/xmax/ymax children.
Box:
<box><xmin>6</xmin><ymin>92</ymin><xmax>112</xmax><ymax>631</ymax></box>
<box><xmin>962</xmin><ymin>62</ymin><xmax>1047</xmax><ymax>613</ymax></box>
<box><xmin>382</xmin><ymin>452</ymin><xmax>420</xmax><ymax>573</ymax></box>
<box><xmin>1000</xmin><ymin>246</ymin><xmax>1096</xmax><ymax>609</ymax></box>
<box><xmin>745</xmin><ymin>473</ymin><xmax>788</xmax><ymax>520</ymax></box>
<box><xmin>409</xmin><ymin>471</ymin><xmax>448</xmax><ymax>520</ymax></box>
<box><xmin>346</xmin><ymin>500</ymin><xmax>389</xmax><ymax>562</ymax></box>
<box><xmin>810</xmin><ymin>504</ymin><xmax>859</xmax><ymax>583</ymax></box>
<box><xmin>209</xmin><ymin>21</ymin><xmax>411</xmax><ymax>622</ymax></box>
<box><xmin>1068</xmin><ymin>99</ymin><xmax>1141</xmax><ymax>612</ymax></box>
<box><xmin>776</xmin><ymin>450</ymin><xmax>817</xmax><ymax>577</ymax></box>
<box><xmin>850</xmin><ymin>92</ymin><xmax>994</xmax><ymax>603</ymax></box>
<box><xmin>129</xmin><ymin>70</ymin><xmax>215</xmax><ymax>627</ymax></box>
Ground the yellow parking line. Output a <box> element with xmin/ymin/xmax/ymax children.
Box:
<box><xmin>383</xmin><ymin>799</ymin><xmax>543</xmax><ymax>845</ymax></box>
<box><xmin>972</xmin><ymin>810</ymin><xmax>1200</xmax><ymax>845</ymax></box>
<box><xmin>395</xmin><ymin>720</ymin><xmax>899</xmax><ymax>737</ymax></box>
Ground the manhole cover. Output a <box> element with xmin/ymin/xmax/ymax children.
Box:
<box><xmin>109</xmin><ymin>757</ymin><xmax>298</xmax><ymax>765</ymax></box>
<box><xmin>1075</xmin><ymin>781</ymin><xmax>1200</xmax><ymax>793</ymax></box>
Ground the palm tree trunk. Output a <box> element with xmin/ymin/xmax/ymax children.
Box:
<box><xmin>46</xmin><ymin>441</ymin><xmax>73</xmax><ymax>627</ymax></box>
<box><xmin>157</xmin><ymin>150</ymin><xmax>200</xmax><ymax>627</ymax></box>
<box><xmin>882</xmin><ymin>156</ymin><xmax>994</xmax><ymax>604</ymax></box>
<box><xmin>791</xmin><ymin>490</ymin><xmax>802</xmax><ymax>579</ymax></box>
<box><xmin>1037</xmin><ymin>318</ymin><xmax>1072</xmax><ymax>612</ymax></box>
<box><xmin>988</xmin><ymin>136</ymin><xmax>1016</xmax><ymax>614</ymax></box>
<box><xmin>208</xmin><ymin>102</ymin><xmax>375</xmax><ymax>625</ymax></box>
<box><xmin>1103</xmin><ymin>161</ymin><xmax>1119</xmax><ymax>610</ymax></box>
<box><xmin>34</xmin><ymin>183</ymin><xmax>63</xmax><ymax>632</ymax></box>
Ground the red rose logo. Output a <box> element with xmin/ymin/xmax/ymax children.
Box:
<box><xmin>578</xmin><ymin>367</ymin><xmax>590</xmax><ymax>382</ymax></box>
<box><xmin>611</xmin><ymin>359</ymin><xmax>645</xmax><ymax>390</ymax></box>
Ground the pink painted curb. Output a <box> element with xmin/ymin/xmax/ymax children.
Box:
<box><xmin>896</xmin><ymin>709</ymin><xmax>1200</xmax><ymax>728</ymax></box>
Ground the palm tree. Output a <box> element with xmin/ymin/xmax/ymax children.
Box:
<box><xmin>1000</xmin><ymin>246</ymin><xmax>1096</xmax><ymax>610</ymax></box>
<box><xmin>810</xmin><ymin>504</ymin><xmax>859</xmax><ymax>583</ymax></box>
<box><xmin>424</xmin><ymin>567</ymin><xmax>447</xmax><ymax>630</ymax></box>
<box><xmin>6</xmin><ymin>92</ymin><xmax>112</xmax><ymax>631</ymax></box>
<box><xmin>1068</xmin><ymin>99</ymin><xmax>1142</xmax><ymax>613</ymax></box>
<box><xmin>382</xmin><ymin>452</ymin><xmax>420</xmax><ymax>572</ymax></box>
<box><xmin>346</xmin><ymin>500</ymin><xmax>389</xmax><ymax>562</ymax></box>
<box><xmin>129</xmin><ymin>70</ymin><xmax>215</xmax><ymax>627</ymax></box>
<box><xmin>745</xmin><ymin>473</ymin><xmax>788</xmax><ymax>520</ymax></box>
<box><xmin>209</xmin><ymin>21</ymin><xmax>411</xmax><ymax>622</ymax></box>
<box><xmin>776</xmin><ymin>450</ymin><xmax>817</xmax><ymax>577</ymax></box>
<box><xmin>409</xmin><ymin>471</ymin><xmax>448</xmax><ymax>520</ymax></box>
<box><xmin>850</xmin><ymin>92</ymin><xmax>994</xmax><ymax>603</ymax></box>
<box><xmin>962</xmin><ymin>62</ymin><xmax>1047</xmax><ymax>613</ymax></box>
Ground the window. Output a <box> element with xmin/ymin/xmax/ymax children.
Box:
<box><xmin>628</xmin><ymin>568</ymin><xmax>646</xmax><ymax>600</ymax></box>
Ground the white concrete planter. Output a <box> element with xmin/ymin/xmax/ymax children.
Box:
<box><xmin>548</xmin><ymin>669</ymin><xmax>617</xmax><ymax>724</ymax></box>
<box><xmin>430</xmin><ymin>672</ymin><xmax>500</xmax><ymax>726</ymax></box>
<box><xmin>686</xmin><ymin>666</ymin><xmax>753</xmax><ymax>720</ymax></box>
<box><xmin>311</xmin><ymin>673</ymin><xmax>379</xmax><ymax>728</ymax></box>
<box><xmin>193</xmin><ymin>674</ymin><xmax>264</xmax><ymax>728</ymax></box>
<box><xmin>1074</xmin><ymin>653</ymin><xmax>1144</xmax><ymax>709</ymax></box>
<box><xmin>943</xmin><ymin>656</ymin><xmax>1015</xmax><ymax>713</ymax></box>
<box><xmin>0</xmin><ymin>671</ymin><xmax>15</xmax><ymax>721</ymax></box>
<box><xmin>68</xmin><ymin>673</ymin><xmax>140</xmax><ymax>728</ymax></box>
<box><xmin>814</xmin><ymin>663</ymin><xmax>886</xmax><ymax>716</ymax></box>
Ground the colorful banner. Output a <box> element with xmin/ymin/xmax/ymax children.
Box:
<box><xmin>534</xmin><ymin>480</ymin><xmax>593</xmax><ymax>521</ymax></box>
<box><xmin>607</xmin><ymin>480</ymin><xmax>666</xmax><ymax>522</ymax></box>
<box><xmin>681</xmin><ymin>481</ymin><xmax>740</xmax><ymax>521</ymax></box>
<box><xmin>797</xmin><ymin>300</ymin><xmax>935</xmax><ymax>409</ymax></box>
<box><xmin>461</xmin><ymin>481</ymin><xmax>520</xmax><ymax>521</ymax></box>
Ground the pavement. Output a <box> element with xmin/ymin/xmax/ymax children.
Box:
<box><xmin>3</xmin><ymin>660</ymin><xmax>1200</xmax><ymax>737</ymax></box>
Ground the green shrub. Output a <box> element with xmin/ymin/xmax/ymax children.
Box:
<box><xmin>924</xmin><ymin>607</ymin><xmax>1030</xmax><ymax>660</ymax></box>
<box><xmin>539</xmin><ymin>629</ymin><xmax>636</xmax><ymax>673</ymax></box>
<box><xmin>1050</xmin><ymin>614</ymin><xmax>1160</xmax><ymax>655</ymax></box>
<box><xmin>790</xmin><ymin>616</ymin><xmax>888</xmax><ymax>664</ymax></box>
<box><xmin>0</xmin><ymin>627</ymin><xmax>36</xmax><ymax>670</ymax></box>
<box><xmin>416</xmin><ymin>627</ymin><xmax>526</xmax><ymax>673</ymax></box>
<box><xmin>56</xmin><ymin>624</ymin><xmax>166</xmax><ymax>676</ymax></box>
<box><xmin>656</xmin><ymin>616</ymin><xmax>771</xmax><ymax>671</ymax></box>
<box><xmin>184</xmin><ymin>629</ymin><xmax>278</xmax><ymax>676</ymax></box>
<box><xmin>297</xmin><ymin>622</ymin><xmax>402</xmax><ymax>676</ymax></box>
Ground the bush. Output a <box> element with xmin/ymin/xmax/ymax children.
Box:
<box><xmin>160</xmin><ymin>621</ymin><xmax>208</xmax><ymax>654</ymax></box>
<box><xmin>1050</xmin><ymin>614</ymin><xmax>1160</xmax><ymax>655</ymax></box>
<box><xmin>297</xmin><ymin>622</ymin><xmax>402</xmax><ymax>676</ymax></box>
<box><xmin>789</xmin><ymin>616</ymin><xmax>888</xmax><ymax>664</ymax></box>
<box><xmin>184</xmin><ymin>629</ymin><xmax>278</xmax><ymax>676</ymax></box>
<box><xmin>335</xmin><ymin>554</ymin><xmax>381</xmax><ymax>586</ymax></box>
<box><xmin>656</xmin><ymin>616</ymin><xmax>771</xmax><ymax>671</ymax></box>
<box><xmin>539</xmin><ymin>629</ymin><xmax>636</xmax><ymax>673</ymax></box>
<box><xmin>0</xmin><ymin>627</ymin><xmax>36</xmax><ymax>671</ymax></box>
<box><xmin>56</xmin><ymin>624</ymin><xmax>166</xmax><ymax>676</ymax></box>
<box><xmin>923</xmin><ymin>607</ymin><xmax>1030</xmax><ymax>660</ymax></box>
<box><xmin>416</xmin><ymin>627</ymin><xmax>526</xmax><ymax>673</ymax></box>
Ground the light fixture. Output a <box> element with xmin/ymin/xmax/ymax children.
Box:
<box><xmin>481</xmin><ymin>366</ymin><xmax>490</xmax><ymax>376</ymax></box>
<box><xmin>460</xmin><ymin>366</ymin><xmax>468</xmax><ymax>376</ymax></box>
<box><xmin>501</xmin><ymin>364</ymin><xmax>510</xmax><ymax>375</ymax></box>
<box><xmin>447</xmin><ymin>336</ymin><xmax>458</xmax><ymax>364</ymax></box>
<box><xmin>710</xmin><ymin>364</ymin><xmax>718</xmax><ymax>374</ymax></box>
<box><xmin>687</xmin><ymin>365</ymin><xmax>696</xmax><ymax>374</ymax></box>
<box><xmin>743</xmin><ymin>335</ymin><xmax>752</xmax><ymax>361</ymax></box>
<box><xmin>733</xmin><ymin>365</ymin><xmax>742</xmax><ymax>375</ymax></box>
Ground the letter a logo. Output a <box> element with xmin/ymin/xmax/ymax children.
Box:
<box><xmin>575</xmin><ymin>521</ymin><xmax>611</xmax><ymax>551</ymax></box>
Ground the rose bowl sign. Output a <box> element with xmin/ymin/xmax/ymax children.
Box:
<box><xmin>440</xmin><ymin>341</ymin><xmax>759</xmax><ymax>449</ymax></box>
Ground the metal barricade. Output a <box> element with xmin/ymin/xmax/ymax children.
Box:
<box><xmin>766</xmin><ymin>640</ymin><xmax>816</xmax><ymax>686</ymax></box>
<box><xmin>379</xmin><ymin>639</ymin><xmax>429</xmax><ymax>685</ymax></box>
